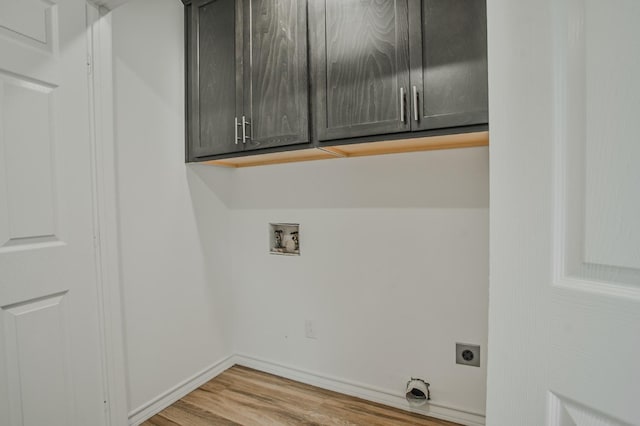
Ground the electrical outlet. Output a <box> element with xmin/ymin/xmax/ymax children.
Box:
<box><xmin>456</xmin><ymin>343</ymin><xmax>480</xmax><ymax>367</ymax></box>
<box><xmin>305</xmin><ymin>320</ymin><xmax>317</xmax><ymax>339</ymax></box>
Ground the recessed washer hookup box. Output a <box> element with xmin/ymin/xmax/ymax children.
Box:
<box><xmin>269</xmin><ymin>223</ymin><xmax>300</xmax><ymax>256</ymax></box>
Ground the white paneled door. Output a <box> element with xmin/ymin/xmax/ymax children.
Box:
<box><xmin>487</xmin><ymin>0</ymin><xmax>640</xmax><ymax>425</ymax></box>
<box><xmin>0</xmin><ymin>1</ymin><xmax>107</xmax><ymax>426</ymax></box>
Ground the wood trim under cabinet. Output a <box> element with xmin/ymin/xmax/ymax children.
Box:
<box><xmin>203</xmin><ymin>147</ymin><xmax>336</xmax><ymax>168</ymax></box>
<box><xmin>202</xmin><ymin>131</ymin><xmax>488</xmax><ymax>168</ymax></box>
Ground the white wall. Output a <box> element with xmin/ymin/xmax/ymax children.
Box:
<box><xmin>228</xmin><ymin>148</ymin><xmax>490</xmax><ymax>417</ymax></box>
<box><xmin>110</xmin><ymin>0</ymin><xmax>489</xmax><ymax>421</ymax></box>
<box><xmin>111</xmin><ymin>0</ymin><xmax>234</xmax><ymax>415</ymax></box>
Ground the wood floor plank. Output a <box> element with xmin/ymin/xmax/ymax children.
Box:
<box><xmin>141</xmin><ymin>366</ymin><xmax>460</xmax><ymax>426</ymax></box>
<box><xmin>143</xmin><ymin>415</ymin><xmax>181</xmax><ymax>426</ymax></box>
<box><xmin>145</xmin><ymin>400</ymin><xmax>240</xmax><ymax>426</ymax></box>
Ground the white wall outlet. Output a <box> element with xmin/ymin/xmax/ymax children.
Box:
<box><xmin>305</xmin><ymin>320</ymin><xmax>317</xmax><ymax>339</ymax></box>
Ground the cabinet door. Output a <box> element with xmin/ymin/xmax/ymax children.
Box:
<box><xmin>187</xmin><ymin>0</ymin><xmax>242</xmax><ymax>159</ymax></box>
<box><xmin>408</xmin><ymin>0</ymin><xmax>488</xmax><ymax>131</ymax></box>
<box><xmin>242</xmin><ymin>0</ymin><xmax>309</xmax><ymax>151</ymax></box>
<box><xmin>309</xmin><ymin>0</ymin><xmax>411</xmax><ymax>142</ymax></box>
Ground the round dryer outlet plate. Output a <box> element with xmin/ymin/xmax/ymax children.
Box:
<box><xmin>456</xmin><ymin>343</ymin><xmax>481</xmax><ymax>367</ymax></box>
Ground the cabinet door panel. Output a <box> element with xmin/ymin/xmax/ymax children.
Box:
<box><xmin>188</xmin><ymin>0</ymin><xmax>241</xmax><ymax>159</ymax></box>
<box><xmin>409</xmin><ymin>0</ymin><xmax>488</xmax><ymax>130</ymax></box>
<box><xmin>310</xmin><ymin>0</ymin><xmax>411</xmax><ymax>142</ymax></box>
<box><xmin>243</xmin><ymin>0</ymin><xmax>309</xmax><ymax>151</ymax></box>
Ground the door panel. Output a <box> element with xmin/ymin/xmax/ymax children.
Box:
<box><xmin>0</xmin><ymin>1</ymin><xmax>106</xmax><ymax>425</ymax></box>
<box><xmin>487</xmin><ymin>0</ymin><xmax>640</xmax><ymax>424</ymax></box>
<box><xmin>310</xmin><ymin>0</ymin><xmax>411</xmax><ymax>141</ymax></box>
<box><xmin>561</xmin><ymin>0</ymin><xmax>640</xmax><ymax>286</ymax></box>
<box><xmin>188</xmin><ymin>0</ymin><xmax>242</xmax><ymax>158</ymax></box>
<box><xmin>0</xmin><ymin>0</ymin><xmax>55</xmax><ymax>52</ymax></box>
<box><xmin>409</xmin><ymin>0</ymin><xmax>488</xmax><ymax>130</ymax></box>
<box><xmin>549</xmin><ymin>2</ymin><xmax>640</xmax><ymax>421</ymax></box>
<box><xmin>243</xmin><ymin>0</ymin><xmax>309</xmax><ymax>151</ymax></box>
<box><xmin>0</xmin><ymin>72</ymin><xmax>58</xmax><ymax>247</ymax></box>
<box><xmin>3</xmin><ymin>293</ymin><xmax>71</xmax><ymax>426</ymax></box>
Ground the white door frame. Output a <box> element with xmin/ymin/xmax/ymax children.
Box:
<box><xmin>86</xmin><ymin>3</ymin><xmax>129</xmax><ymax>425</ymax></box>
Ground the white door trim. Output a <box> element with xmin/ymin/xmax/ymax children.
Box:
<box><xmin>86</xmin><ymin>4</ymin><xmax>129</xmax><ymax>425</ymax></box>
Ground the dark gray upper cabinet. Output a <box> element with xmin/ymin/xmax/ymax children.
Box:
<box><xmin>408</xmin><ymin>0</ymin><xmax>488</xmax><ymax>130</ymax></box>
<box><xmin>186</xmin><ymin>0</ymin><xmax>242</xmax><ymax>160</ymax></box>
<box><xmin>308</xmin><ymin>0</ymin><xmax>488</xmax><ymax>143</ymax></box>
<box><xmin>242</xmin><ymin>0</ymin><xmax>309</xmax><ymax>151</ymax></box>
<box><xmin>185</xmin><ymin>0</ymin><xmax>309</xmax><ymax>161</ymax></box>
<box><xmin>309</xmin><ymin>0</ymin><xmax>412</xmax><ymax>142</ymax></box>
<box><xmin>184</xmin><ymin>0</ymin><xmax>488</xmax><ymax>162</ymax></box>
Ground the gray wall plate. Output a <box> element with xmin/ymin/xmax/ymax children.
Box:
<box><xmin>456</xmin><ymin>343</ymin><xmax>481</xmax><ymax>367</ymax></box>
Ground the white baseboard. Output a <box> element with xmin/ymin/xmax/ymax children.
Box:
<box><xmin>233</xmin><ymin>354</ymin><xmax>486</xmax><ymax>426</ymax></box>
<box><xmin>128</xmin><ymin>354</ymin><xmax>235</xmax><ymax>425</ymax></box>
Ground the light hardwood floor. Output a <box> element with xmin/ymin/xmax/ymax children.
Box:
<box><xmin>142</xmin><ymin>366</ymin><xmax>460</xmax><ymax>426</ymax></box>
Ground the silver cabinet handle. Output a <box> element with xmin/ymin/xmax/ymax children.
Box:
<box><xmin>242</xmin><ymin>115</ymin><xmax>251</xmax><ymax>143</ymax></box>
<box><xmin>412</xmin><ymin>86</ymin><xmax>419</xmax><ymax>122</ymax></box>
<box><xmin>241</xmin><ymin>115</ymin><xmax>246</xmax><ymax>143</ymax></box>
<box><xmin>400</xmin><ymin>87</ymin><xmax>406</xmax><ymax>123</ymax></box>
<box><xmin>234</xmin><ymin>116</ymin><xmax>239</xmax><ymax>144</ymax></box>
